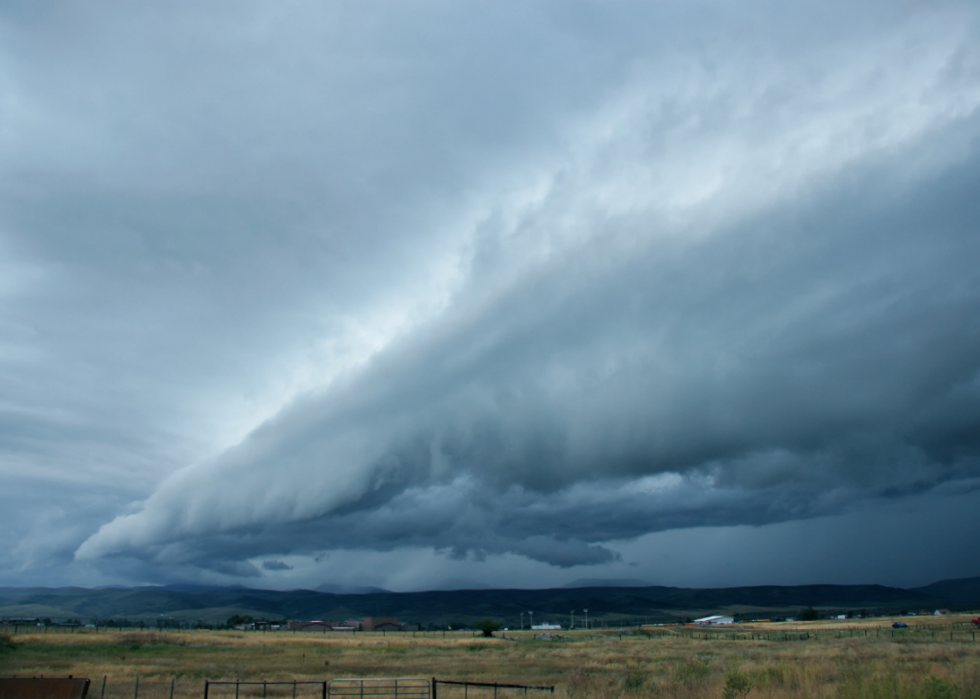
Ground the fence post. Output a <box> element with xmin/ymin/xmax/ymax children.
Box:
<box><xmin>205</xmin><ymin>682</ymin><xmax>210</xmax><ymax>699</ymax></box>
<box><xmin>170</xmin><ymin>678</ymin><xmax>175</xmax><ymax>699</ymax></box>
<box><xmin>102</xmin><ymin>676</ymin><xmax>107</xmax><ymax>699</ymax></box>
<box><xmin>134</xmin><ymin>677</ymin><xmax>139</xmax><ymax>699</ymax></box>
<box><xmin>432</xmin><ymin>678</ymin><xmax>437</xmax><ymax>699</ymax></box>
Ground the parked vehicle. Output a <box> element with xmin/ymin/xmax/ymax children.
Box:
<box><xmin>892</xmin><ymin>622</ymin><xmax>908</xmax><ymax>628</ymax></box>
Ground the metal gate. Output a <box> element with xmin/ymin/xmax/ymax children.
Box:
<box><xmin>204</xmin><ymin>681</ymin><xmax>327</xmax><ymax>699</ymax></box>
<box><xmin>327</xmin><ymin>679</ymin><xmax>430</xmax><ymax>699</ymax></box>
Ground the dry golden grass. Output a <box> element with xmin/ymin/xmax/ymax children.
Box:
<box><xmin>2</xmin><ymin>618</ymin><xmax>979</xmax><ymax>699</ymax></box>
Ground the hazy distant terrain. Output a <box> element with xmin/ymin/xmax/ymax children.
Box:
<box><xmin>2</xmin><ymin>578</ymin><xmax>976</xmax><ymax>626</ymax></box>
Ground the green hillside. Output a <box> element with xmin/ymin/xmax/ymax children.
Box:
<box><xmin>0</xmin><ymin>604</ymin><xmax>79</xmax><ymax>619</ymax></box>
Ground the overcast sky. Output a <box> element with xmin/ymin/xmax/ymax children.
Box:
<box><xmin>2</xmin><ymin>0</ymin><xmax>980</xmax><ymax>592</ymax></box>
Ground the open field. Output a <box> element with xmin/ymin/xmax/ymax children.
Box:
<box><xmin>3</xmin><ymin>615</ymin><xmax>980</xmax><ymax>699</ymax></box>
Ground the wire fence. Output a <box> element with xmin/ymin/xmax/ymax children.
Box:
<box><xmin>1</xmin><ymin>677</ymin><xmax>560</xmax><ymax>699</ymax></box>
<box><xmin>622</xmin><ymin>625</ymin><xmax>980</xmax><ymax>643</ymax></box>
<box><xmin>327</xmin><ymin>678</ymin><xmax>429</xmax><ymax>699</ymax></box>
<box><xmin>431</xmin><ymin>679</ymin><xmax>554</xmax><ymax>699</ymax></box>
<box><xmin>205</xmin><ymin>681</ymin><xmax>328</xmax><ymax>699</ymax></box>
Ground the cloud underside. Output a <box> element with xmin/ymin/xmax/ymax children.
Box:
<box><xmin>77</xmin><ymin>131</ymin><xmax>980</xmax><ymax>573</ymax></box>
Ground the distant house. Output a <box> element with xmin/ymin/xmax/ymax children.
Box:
<box><xmin>286</xmin><ymin>616</ymin><xmax>411</xmax><ymax>632</ymax></box>
<box><xmin>362</xmin><ymin>616</ymin><xmax>400</xmax><ymax>631</ymax></box>
<box><xmin>694</xmin><ymin>615</ymin><xmax>734</xmax><ymax>625</ymax></box>
<box><xmin>934</xmin><ymin>610</ymin><xmax>950</xmax><ymax>616</ymax></box>
<box><xmin>340</xmin><ymin>616</ymin><xmax>406</xmax><ymax>631</ymax></box>
<box><xmin>531</xmin><ymin>623</ymin><xmax>561</xmax><ymax>630</ymax></box>
<box><xmin>1</xmin><ymin>618</ymin><xmax>41</xmax><ymax>627</ymax></box>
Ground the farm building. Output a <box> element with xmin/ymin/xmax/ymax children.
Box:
<box><xmin>285</xmin><ymin>616</ymin><xmax>415</xmax><ymax>632</ymax></box>
<box><xmin>694</xmin><ymin>615</ymin><xmax>734</xmax><ymax>625</ymax></box>
<box><xmin>341</xmin><ymin>616</ymin><xmax>400</xmax><ymax>631</ymax></box>
<box><xmin>1</xmin><ymin>618</ymin><xmax>42</xmax><ymax>627</ymax></box>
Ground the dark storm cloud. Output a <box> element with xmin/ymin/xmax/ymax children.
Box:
<box><xmin>77</xmin><ymin>126</ymin><xmax>980</xmax><ymax>573</ymax></box>
<box><xmin>261</xmin><ymin>560</ymin><xmax>292</xmax><ymax>572</ymax></box>
<box><xmin>1</xmin><ymin>1</ymin><xmax>979</xmax><ymax>586</ymax></box>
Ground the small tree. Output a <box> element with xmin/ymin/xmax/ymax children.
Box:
<box><xmin>798</xmin><ymin>606</ymin><xmax>818</xmax><ymax>621</ymax></box>
<box><xmin>475</xmin><ymin>618</ymin><xmax>501</xmax><ymax>638</ymax></box>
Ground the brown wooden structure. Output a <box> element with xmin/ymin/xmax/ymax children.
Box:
<box><xmin>0</xmin><ymin>678</ymin><xmax>90</xmax><ymax>699</ymax></box>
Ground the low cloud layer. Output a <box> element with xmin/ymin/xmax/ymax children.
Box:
<box><xmin>2</xmin><ymin>1</ymin><xmax>980</xmax><ymax>589</ymax></box>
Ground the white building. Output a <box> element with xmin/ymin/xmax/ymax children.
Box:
<box><xmin>531</xmin><ymin>623</ymin><xmax>562</xmax><ymax>630</ymax></box>
<box><xmin>694</xmin><ymin>615</ymin><xmax>734</xmax><ymax>625</ymax></box>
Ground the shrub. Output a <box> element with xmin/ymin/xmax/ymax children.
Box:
<box><xmin>799</xmin><ymin>606</ymin><xmax>819</xmax><ymax>621</ymax></box>
<box><xmin>474</xmin><ymin>618</ymin><xmax>501</xmax><ymax>637</ymax></box>
<box><xmin>621</xmin><ymin>668</ymin><xmax>646</xmax><ymax>691</ymax></box>
<box><xmin>722</xmin><ymin>670</ymin><xmax>753</xmax><ymax>699</ymax></box>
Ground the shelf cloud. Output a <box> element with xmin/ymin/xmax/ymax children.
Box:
<box><xmin>2</xmin><ymin>0</ymin><xmax>979</xmax><ymax>589</ymax></box>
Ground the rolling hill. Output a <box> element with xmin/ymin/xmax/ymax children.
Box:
<box><xmin>0</xmin><ymin>579</ymin><xmax>975</xmax><ymax>626</ymax></box>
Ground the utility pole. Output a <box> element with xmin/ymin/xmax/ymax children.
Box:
<box><xmin>584</xmin><ymin>609</ymin><xmax>589</xmax><ymax>630</ymax></box>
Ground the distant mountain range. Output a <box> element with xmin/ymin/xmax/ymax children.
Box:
<box><xmin>1</xmin><ymin>577</ymin><xmax>977</xmax><ymax>626</ymax></box>
<box><xmin>562</xmin><ymin>578</ymin><xmax>654</xmax><ymax>588</ymax></box>
<box><xmin>313</xmin><ymin>584</ymin><xmax>392</xmax><ymax>595</ymax></box>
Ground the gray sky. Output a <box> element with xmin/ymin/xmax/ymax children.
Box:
<box><xmin>2</xmin><ymin>0</ymin><xmax>980</xmax><ymax>592</ymax></box>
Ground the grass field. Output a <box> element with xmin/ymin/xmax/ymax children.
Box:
<box><xmin>3</xmin><ymin>614</ymin><xmax>979</xmax><ymax>699</ymax></box>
